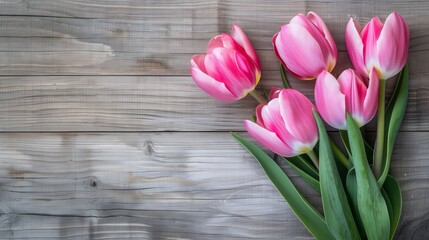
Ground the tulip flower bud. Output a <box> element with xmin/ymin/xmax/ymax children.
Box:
<box><xmin>273</xmin><ymin>12</ymin><xmax>337</xmax><ymax>80</ymax></box>
<box><xmin>345</xmin><ymin>12</ymin><xmax>409</xmax><ymax>80</ymax></box>
<box><xmin>315</xmin><ymin>69</ymin><xmax>379</xmax><ymax>129</ymax></box>
<box><xmin>190</xmin><ymin>25</ymin><xmax>261</xmax><ymax>102</ymax></box>
<box><xmin>244</xmin><ymin>89</ymin><xmax>318</xmax><ymax>157</ymax></box>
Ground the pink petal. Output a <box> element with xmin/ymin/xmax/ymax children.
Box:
<box><xmin>231</xmin><ymin>24</ymin><xmax>261</xmax><ymax>70</ymax></box>
<box><xmin>261</xmin><ymin>99</ymin><xmax>295</xmax><ymax>146</ymax></box>
<box><xmin>376</xmin><ymin>12</ymin><xmax>410</xmax><ymax>79</ymax></box>
<box><xmin>276</xmin><ymin>24</ymin><xmax>326</xmax><ymax>80</ymax></box>
<box><xmin>289</xmin><ymin>14</ymin><xmax>332</xmax><ymax>58</ymax></box>
<box><xmin>345</xmin><ymin>18</ymin><xmax>368</xmax><ymax>77</ymax></box>
<box><xmin>278</xmin><ymin>89</ymin><xmax>318</xmax><ymax>146</ymax></box>
<box><xmin>269</xmin><ymin>87</ymin><xmax>282</xmax><ymax>100</ymax></box>
<box><xmin>272</xmin><ymin>32</ymin><xmax>285</xmax><ymax>65</ymax></box>
<box><xmin>235</xmin><ymin>51</ymin><xmax>258</xmax><ymax>86</ymax></box>
<box><xmin>244</xmin><ymin>120</ymin><xmax>296</xmax><ymax>157</ymax></box>
<box><xmin>191</xmin><ymin>54</ymin><xmax>207</xmax><ymax>73</ymax></box>
<box><xmin>206</xmin><ymin>34</ymin><xmax>241</xmax><ymax>54</ymax></box>
<box><xmin>314</xmin><ymin>71</ymin><xmax>347</xmax><ymax>129</ymax></box>
<box><xmin>307</xmin><ymin>11</ymin><xmax>338</xmax><ymax>60</ymax></box>
<box><xmin>190</xmin><ymin>67</ymin><xmax>237</xmax><ymax>102</ymax></box>
<box><xmin>255</xmin><ymin>104</ymin><xmax>265</xmax><ymax>126</ymax></box>
<box><xmin>363</xmin><ymin>68</ymin><xmax>379</xmax><ymax>122</ymax></box>
<box><xmin>206</xmin><ymin>35</ymin><xmax>224</xmax><ymax>54</ymax></box>
<box><xmin>361</xmin><ymin>17</ymin><xmax>384</xmax><ymax>73</ymax></box>
<box><xmin>338</xmin><ymin>69</ymin><xmax>367</xmax><ymax>126</ymax></box>
<box><xmin>273</xmin><ymin>32</ymin><xmax>298</xmax><ymax>77</ymax></box>
<box><xmin>204</xmin><ymin>48</ymin><xmax>256</xmax><ymax>97</ymax></box>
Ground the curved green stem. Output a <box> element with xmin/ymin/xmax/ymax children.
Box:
<box><xmin>378</xmin><ymin>155</ymin><xmax>391</xmax><ymax>187</ymax></box>
<box><xmin>330</xmin><ymin>139</ymin><xmax>351</xmax><ymax>169</ymax></box>
<box><xmin>373</xmin><ymin>79</ymin><xmax>386</xmax><ymax>179</ymax></box>
<box><xmin>249</xmin><ymin>90</ymin><xmax>267</xmax><ymax>104</ymax></box>
<box><xmin>306</xmin><ymin>150</ymin><xmax>319</xmax><ymax>170</ymax></box>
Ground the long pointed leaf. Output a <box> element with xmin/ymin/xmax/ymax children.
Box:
<box><xmin>340</xmin><ymin>130</ymin><xmax>352</xmax><ymax>157</ymax></box>
<box><xmin>382</xmin><ymin>175</ymin><xmax>402</xmax><ymax>239</ymax></box>
<box><xmin>379</xmin><ymin>65</ymin><xmax>409</xmax><ymax>186</ymax></box>
<box><xmin>340</xmin><ymin>129</ymin><xmax>373</xmax><ymax>165</ymax></box>
<box><xmin>386</xmin><ymin>64</ymin><xmax>408</xmax><ymax>117</ymax></box>
<box><xmin>231</xmin><ymin>132</ymin><xmax>333</xmax><ymax>240</ymax></box>
<box><xmin>346</xmin><ymin>115</ymin><xmax>390</xmax><ymax>240</ymax></box>
<box><xmin>287</xmin><ymin>154</ymin><xmax>319</xmax><ymax>178</ymax></box>
<box><xmin>314</xmin><ymin>111</ymin><xmax>361</xmax><ymax>240</ymax></box>
<box><xmin>281</xmin><ymin>156</ymin><xmax>320</xmax><ymax>192</ymax></box>
<box><xmin>346</xmin><ymin>168</ymin><xmax>367</xmax><ymax>239</ymax></box>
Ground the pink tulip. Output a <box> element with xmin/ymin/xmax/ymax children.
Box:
<box><xmin>315</xmin><ymin>68</ymin><xmax>379</xmax><ymax>129</ymax></box>
<box><xmin>268</xmin><ymin>87</ymin><xmax>282</xmax><ymax>99</ymax></box>
<box><xmin>190</xmin><ymin>25</ymin><xmax>261</xmax><ymax>102</ymax></box>
<box><xmin>244</xmin><ymin>89</ymin><xmax>318</xmax><ymax>157</ymax></box>
<box><xmin>345</xmin><ymin>12</ymin><xmax>409</xmax><ymax>80</ymax></box>
<box><xmin>273</xmin><ymin>12</ymin><xmax>337</xmax><ymax>80</ymax></box>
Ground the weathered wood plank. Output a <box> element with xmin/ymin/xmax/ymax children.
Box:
<box><xmin>0</xmin><ymin>76</ymin><xmax>256</xmax><ymax>131</ymax></box>
<box><xmin>0</xmin><ymin>132</ymin><xmax>316</xmax><ymax>239</ymax></box>
<box><xmin>0</xmin><ymin>74</ymin><xmax>425</xmax><ymax>132</ymax></box>
<box><xmin>0</xmin><ymin>1</ymin><xmax>427</xmax><ymax>75</ymax></box>
<box><xmin>0</xmin><ymin>132</ymin><xmax>427</xmax><ymax>239</ymax></box>
<box><xmin>0</xmin><ymin>1</ymin><xmax>427</xmax><ymax>239</ymax></box>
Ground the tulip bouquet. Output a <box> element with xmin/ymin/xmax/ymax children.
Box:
<box><xmin>190</xmin><ymin>11</ymin><xmax>409</xmax><ymax>240</ymax></box>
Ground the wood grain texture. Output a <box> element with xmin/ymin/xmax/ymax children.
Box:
<box><xmin>0</xmin><ymin>73</ymin><xmax>426</xmax><ymax>132</ymax></box>
<box><xmin>0</xmin><ymin>0</ymin><xmax>427</xmax><ymax>75</ymax></box>
<box><xmin>0</xmin><ymin>0</ymin><xmax>427</xmax><ymax>239</ymax></box>
<box><xmin>0</xmin><ymin>132</ymin><xmax>316</xmax><ymax>239</ymax></box>
<box><xmin>0</xmin><ymin>132</ymin><xmax>427</xmax><ymax>239</ymax></box>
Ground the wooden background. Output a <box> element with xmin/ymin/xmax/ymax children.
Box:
<box><xmin>0</xmin><ymin>0</ymin><xmax>427</xmax><ymax>239</ymax></box>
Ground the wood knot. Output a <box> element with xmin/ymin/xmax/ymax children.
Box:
<box><xmin>89</xmin><ymin>179</ymin><xmax>97</xmax><ymax>188</ymax></box>
<box><xmin>111</xmin><ymin>28</ymin><xmax>126</xmax><ymax>37</ymax></box>
<box><xmin>144</xmin><ymin>141</ymin><xmax>154</xmax><ymax>156</ymax></box>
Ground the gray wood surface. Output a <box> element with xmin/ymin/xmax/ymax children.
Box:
<box><xmin>0</xmin><ymin>0</ymin><xmax>428</xmax><ymax>239</ymax></box>
<box><xmin>0</xmin><ymin>132</ymin><xmax>427</xmax><ymax>239</ymax></box>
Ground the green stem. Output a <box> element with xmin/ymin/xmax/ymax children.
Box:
<box><xmin>378</xmin><ymin>155</ymin><xmax>391</xmax><ymax>187</ymax></box>
<box><xmin>330</xmin><ymin>139</ymin><xmax>351</xmax><ymax>169</ymax></box>
<box><xmin>249</xmin><ymin>90</ymin><xmax>268</xmax><ymax>104</ymax></box>
<box><xmin>306</xmin><ymin>150</ymin><xmax>319</xmax><ymax>170</ymax></box>
<box><xmin>373</xmin><ymin>79</ymin><xmax>386</xmax><ymax>179</ymax></box>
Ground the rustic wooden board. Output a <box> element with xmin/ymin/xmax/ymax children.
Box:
<box><xmin>0</xmin><ymin>132</ymin><xmax>427</xmax><ymax>239</ymax></box>
<box><xmin>0</xmin><ymin>0</ymin><xmax>427</xmax><ymax>239</ymax></box>
<box><xmin>0</xmin><ymin>132</ymin><xmax>315</xmax><ymax>239</ymax></box>
<box><xmin>0</xmin><ymin>1</ymin><xmax>427</xmax><ymax>75</ymax></box>
<box><xmin>0</xmin><ymin>74</ymin><xmax>425</xmax><ymax>132</ymax></box>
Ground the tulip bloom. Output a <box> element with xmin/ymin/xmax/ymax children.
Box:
<box><xmin>190</xmin><ymin>25</ymin><xmax>261</xmax><ymax>102</ymax></box>
<box><xmin>345</xmin><ymin>12</ymin><xmax>409</xmax><ymax>80</ymax></box>
<box><xmin>315</xmin><ymin>69</ymin><xmax>379</xmax><ymax>129</ymax></box>
<box><xmin>273</xmin><ymin>12</ymin><xmax>337</xmax><ymax>80</ymax></box>
<box><xmin>244</xmin><ymin>89</ymin><xmax>318</xmax><ymax>157</ymax></box>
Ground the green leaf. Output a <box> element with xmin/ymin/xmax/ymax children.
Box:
<box><xmin>381</xmin><ymin>175</ymin><xmax>402</xmax><ymax>239</ymax></box>
<box><xmin>263</xmin><ymin>87</ymin><xmax>270</xmax><ymax>101</ymax></box>
<box><xmin>314</xmin><ymin>111</ymin><xmax>361</xmax><ymax>240</ymax></box>
<box><xmin>281</xmin><ymin>156</ymin><xmax>320</xmax><ymax>192</ymax></box>
<box><xmin>386</xmin><ymin>64</ymin><xmax>408</xmax><ymax>118</ymax></box>
<box><xmin>340</xmin><ymin>130</ymin><xmax>352</xmax><ymax>157</ymax></box>
<box><xmin>364</xmin><ymin>141</ymin><xmax>374</xmax><ymax>166</ymax></box>
<box><xmin>231</xmin><ymin>132</ymin><xmax>333</xmax><ymax>240</ymax></box>
<box><xmin>285</xmin><ymin>154</ymin><xmax>319</xmax><ymax>178</ymax></box>
<box><xmin>346</xmin><ymin>115</ymin><xmax>390</xmax><ymax>240</ymax></box>
<box><xmin>379</xmin><ymin>64</ymin><xmax>409</xmax><ymax>186</ymax></box>
<box><xmin>251</xmin><ymin>114</ymin><xmax>257</xmax><ymax>122</ymax></box>
<box><xmin>280</xmin><ymin>64</ymin><xmax>291</xmax><ymax>88</ymax></box>
<box><xmin>340</xmin><ymin>130</ymin><xmax>373</xmax><ymax>166</ymax></box>
<box><xmin>346</xmin><ymin>168</ymin><xmax>367</xmax><ymax>239</ymax></box>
